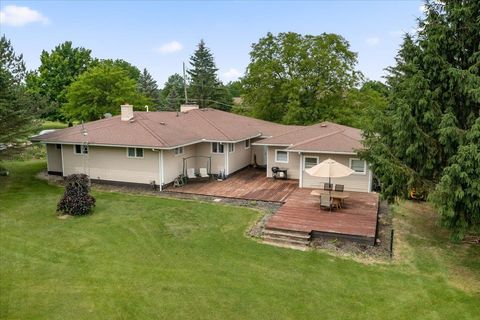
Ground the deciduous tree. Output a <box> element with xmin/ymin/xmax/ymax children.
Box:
<box><xmin>26</xmin><ymin>41</ymin><xmax>92</xmax><ymax>120</ymax></box>
<box><xmin>63</xmin><ymin>62</ymin><xmax>150</xmax><ymax>121</ymax></box>
<box><xmin>243</xmin><ymin>32</ymin><xmax>361</xmax><ymax>124</ymax></box>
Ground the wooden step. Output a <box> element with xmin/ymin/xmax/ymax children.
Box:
<box><xmin>262</xmin><ymin>239</ymin><xmax>310</xmax><ymax>251</ymax></box>
<box><xmin>263</xmin><ymin>228</ymin><xmax>311</xmax><ymax>239</ymax></box>
<box><xmin>262</xmin><ymin>234</ymin><xmax>310</xmax><ymax>246</ymax></box>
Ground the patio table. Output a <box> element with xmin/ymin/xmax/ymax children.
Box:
<box><xmin>310</xmin><ymin>190</ymin><xmax>350</xmax><ymax>209</ymax></box>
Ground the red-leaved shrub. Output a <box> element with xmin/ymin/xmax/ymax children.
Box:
<box><xmin>57</xmin><ymin>174</ymin><xmax>95</xmax><ymax>216</ymax></box>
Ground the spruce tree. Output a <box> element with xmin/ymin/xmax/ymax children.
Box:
<box><xmin>187</xmin><ymin>40</ymin><xmax>227</xmax><ymax>109</ymax></box>
<box><xmin>361</xmin><ymin>0</ymin><xmax>480</xmax><ymax>239</ymax></box>
<box><xmin>160</xmin><ymin>73</ymin><xmax>185</xmax><ymax>110</ymax></box>
<box><xmin>138</xmin><ymin>68</ymin><xmax>160</xmax><ymax>107</ymax></box>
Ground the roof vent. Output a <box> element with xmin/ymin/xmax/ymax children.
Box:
<box><xmin>320</xmin><ymin>123</ymin><xmax>327</xmax><ymax>127</ymax></box>
<box><xmin>160</xmin><ymin>122</ymin><xmax>166</xmax><ymax>125</ymax></box>
<box><xmin>104</xmin><ymin>113</ymin><xmax>112</xmax><ymax>118</ymax></box>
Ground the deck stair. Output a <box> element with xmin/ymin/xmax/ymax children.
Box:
<box><xmin>261</xmin><ymin>228</ymin><xmax>311</xmax><ymax>250</ymax></box>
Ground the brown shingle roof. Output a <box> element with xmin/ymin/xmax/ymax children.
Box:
<box><xmin>254</xmin><ymin>122</ymin><xmax>363</xmax><ymax>154</ymax></box>
<box><xmin>31</xmin><ymin>110</ymin><xmax>363</xmax><ymax>153</ymax></box>
<box><xmin>31</xmin><ymin>109</ymin><xmax>299</xmax><ymax>148</ymax></box>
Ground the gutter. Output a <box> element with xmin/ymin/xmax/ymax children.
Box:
<box><xmin>31</xmin><ymin>133</ymin><xmax>263</xmax><ymax>151</ymax></box>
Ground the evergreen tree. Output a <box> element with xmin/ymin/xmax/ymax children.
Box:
<box><xmin>187</xmin><ymin>40</ymin><xmax>229</xmax><ymax>110</ymax></box>
<box><xmin>0</xmin><ymin>36</ymin><xmax>46</xmax><ymax>159</ymax></box>
<box><xmin>360</xmin><ymin>0</ymin><xmax>480</xmax><ymax>239</ymax></box>
<box><xmin>430</xmin><ymin>119</ymin><xmax>480</xmax><ymax>240</ymax></box>
<box><xmin>138</xmin><ymin>68</ymin><xmax>160</xmax><ymax>107</ymax></box>
<box><xmin>160</xmin><ymin>73</ymin><xmax>185</xmax><ymax>110</ymax></box>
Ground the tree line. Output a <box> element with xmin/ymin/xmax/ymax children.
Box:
<box><xmin>1</xmin><ymin>0</ymin><xmax>478</xmax><ymax>239</ymax></box>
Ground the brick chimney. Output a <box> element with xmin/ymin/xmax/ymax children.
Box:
<box><xmin>121</xmin><ymin>104</ymin><xmax>134</xmax><ymax>121</ymax></box>
<box><xmin>180</xmin><ymin>104</ymin><xmax>199</xmax><ymax>113</ymax></box>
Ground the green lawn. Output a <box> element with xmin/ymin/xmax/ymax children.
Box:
<box><xmin>40</xmin><ymin>120</ymin><xmax>69</xmax><ymax>130</ymax></box>
<box><xmin>1</xmin><ymin>161</ymin><xmax>479</xmax><ymax>319</ymax></box>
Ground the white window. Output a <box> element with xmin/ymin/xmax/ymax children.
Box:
<box><xmin>350</xmin><ymin>158</ymin><xmax>366</xmax><ymax>174</ymax></box>
<box><xmin>211</xmin><ymin>142</ymin><xmax>224</xmax><ymax>154</ymax></box>
<box><xmin>127</xmin><ymin>147</ymin><xmax>144</xmax><ymax>158</ymax></box>
<box><xmin>245</xmin><ymin>139</ymin><xmax>251</xmax><ymax>149</ymax></box>
<box><xmin>74</xmin><ymin>144</ymin><xmax>88</xmax><ymax>155</ymax></box>
<box><xmin>228</xmin><ymin>143</ymin><xmax>235</xmax><ymax>153</ymax></box>
<box><xmin>275</xmin><ymin>150</ymin><xmax>289</xmax><ymax>163</ymax></box>
<box><xmin>304</xmin><ymin>156</ymin><xmax>319</xmax><ymax>169</ymax></box>
<box><xmin>174</xmin><ymin>147</ymin><xmax>184</xmax><ymax>156</ymax></box>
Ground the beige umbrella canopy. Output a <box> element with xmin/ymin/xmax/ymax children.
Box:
<box><xmin>305</xmin><ymin>158</ymin><xmax>354</xmax><ymax>179</ymax></box>
<box><xmin>306</xmin><ymin>158</ymin><xmax>354</xmax><ymax>211</ymax></box>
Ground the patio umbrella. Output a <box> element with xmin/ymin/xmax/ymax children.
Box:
<box><xmin>305</xmin><ymin>158</ymin><xmax>354</xmax><ymax>210</ymax></box>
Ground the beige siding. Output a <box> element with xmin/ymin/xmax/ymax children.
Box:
<box><xmin>195</xmin><ymin>142</ymin><xmax>226</xmax><ymax>176</ymax></box>
<box><xmin>62</xmin><ymin>145</ymin><xmax>159</xmax><ymax>185</ymax></box>
<box><xmin>162</xmin><ymin>145</ymin><xmax>196</xmax><ymax>184</ymax></box>
<box><xmin>301</xmin><ymin>153</ymin><xmax>371</xmax><ymax>192</ymax></box>
<box><xmin>266</xmin><ymin>147</ymin><xmax>301</xmax><ymax>179</ymax></box>
<box><xmin>46</xmin><ymin>144</ymin><xmax>63</xmax><ymax>173</ymax></box>
<box><xmin>251</xmin><ymin>141</ymin><xmax>267</xmax><ymax>166</ymax></box>
<box><xmin>228</xmin><ymin>141</ymin><xmax>252</xmax><ymax>174</ymax></box>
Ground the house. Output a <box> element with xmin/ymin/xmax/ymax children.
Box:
<box><xmin>32</xmin><ymin>104</ymin><xmax>373</xmax><ymax>192</ymax></box>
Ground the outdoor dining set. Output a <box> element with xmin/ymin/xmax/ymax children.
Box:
<box><xmin>310</xmin><ymin>184</ymin><xmax>349</xmax><ymax>211</ymax></box>
<box><xmin>305</xmin><ymin>158</ymin><xmax>355</xmax><ymax>212</ymax></box>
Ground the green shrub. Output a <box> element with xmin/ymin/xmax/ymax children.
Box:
<box><xmin>57</xmin><ymin>174</ymin><xmax>96</xmax><ymax>216</ymax></box>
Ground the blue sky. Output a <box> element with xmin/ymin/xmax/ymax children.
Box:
<box><xmin>1</xmin><ymin>1</ymin><xmax>424</xmax><ymax>86</ymax></box>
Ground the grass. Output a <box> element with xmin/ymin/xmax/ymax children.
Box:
<box><xmin>40</xmin><ymin>120</ymin><xmax>69</xmax><ymax>130</ymax></box>
<box><xmin>1</xmin><ymin>161</ymin><xmax>479</xmax><ymax>319</ymax></box>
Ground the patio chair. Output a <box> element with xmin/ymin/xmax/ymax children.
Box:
<box><xmin>320</xmin><ymin>195</ymin><xmax>332</xmax><ymax>210</ymax></box>
<box><xmin>324</xmin><ymin>183</ymin><xmax>333</xmax><ymax>191</ymax></box>
<box><xmin>334</xmin><ymin>184</ymin><xmax>344</xmax><ymax>192</ymax></box>
<box><xmin>199</xmin><ymin>167</ymin><xmax>210</xmax><ymax>178</ymax></box>
<box><xmin>186</xmin><ymin>168</ymin><xmax>197</xmax><ymax>179</ymax></box>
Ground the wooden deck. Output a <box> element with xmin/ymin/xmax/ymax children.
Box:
<box><xmin>266</xmin><ymin>189</ymin><xmax>379</xmax><ymax>244</ymax></box>
<box><xmin>167</xmin><ymin>168</ymin><xmax>379</xmax><ymax>244</ymax></box>
<box><xmin>166</xmin><ymin>168</ymin><xmax>298</xmax><ymax>202</ymax></box>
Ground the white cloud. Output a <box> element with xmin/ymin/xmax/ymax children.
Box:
<box><xmin>154</xmin><ymin>41</ymin><xmax>183</xmax><ymax>54</ymax></box>
<box><xmin>0</xmin><ymin>5</ymin><xmax>49</xmax><ymax>27</ymax></box>
<box><xmin>222</xmin><ymin>68</ymin><xmax>242</xmax><ymax>81</ymax></box>
<box><xmin>365</xmin><ymin>37</ymin><xmax>380</xmax><ymax>46</ymax></box>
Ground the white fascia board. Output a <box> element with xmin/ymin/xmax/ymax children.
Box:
<box><xmin>285</xmin><ymin>149</ymin><xmax>358</xmax><ymax>155</ymax></box>
<box><xmin>251</xmin><ymin>142</ymin><xmax>292</xmax><ymax>147</ymax></box>
<box><xmin>37</xmin><ymin>133</ymin><xmax>263</xmax><ymax>151</ymax></box>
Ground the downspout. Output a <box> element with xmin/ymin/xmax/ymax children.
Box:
<box><xmin>368</xmin><ymin>166</ymin><xmax>372</xmax><ymax>193</ymax></box>
<box><xmin>265</xmin><ymin>146</ymin><xmax>269</xmax><ymax>177</ymax></box>
<box><xmin>60</xmin><ymin>144</ymin><xmax>65</xmax><ymax>176</ymax></box>
<box><xmin>299</xmin><ymin>152</ymin><xmax>303</xmax><ymax>188</ymax></box>
<box><xmin>225</xmin><ymin>144</ymin><xmax>229</xmax><ymax>177</ymax></box>
<box><xmin>158</xmin><ymin>150</ymin><xmax>164</xmax><ymax>191</ymax></box>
